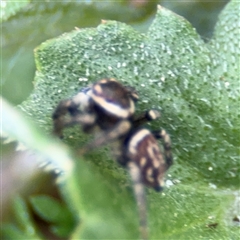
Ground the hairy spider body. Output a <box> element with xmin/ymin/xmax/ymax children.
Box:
<box><xmin>120</xmin><ymin>128</ymin><xmax>172</xmax><ymax>191</ymax></box>
<box><xmin>53</xmin><ymin>78</ymin><xmax>137</xmax><ymax>137</ymax></box>
<box><xmin>52</xmin><ymin>78</ymin><xmax>172</xmax><ymax>240</ymax></box>
<box><xmin>91</xmin><ymin>78</ymin><xmax>136</xmax><ymax>118</ymax></box>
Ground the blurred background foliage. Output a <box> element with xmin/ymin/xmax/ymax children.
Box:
<box><xmin>2</xmin><ymin>0</ymin><xmax>229</xmax><ymax>105</ymax></box>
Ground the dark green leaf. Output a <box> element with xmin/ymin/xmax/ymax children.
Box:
<box><xmin>12</xmin><ymin>196</ymin><xmax>35</xmax><ymax>234</ymax></box>
<box><xmin>30</xmin><ymin>195</ymin><xmax>72</xmax><ymax>223</ymax></box>
<box><xmin>30</xmin><ymin>195</ymin><xmax>75</xmax><ymax>237</ymax></box>
<box><xmin>0</xmin><ymin>196</ymin><xmax>42</xmax><ymax>239</ymax></box>
<box><xmin>0</xmin><ymin>224</ymin><xmax>38</xmax><ymax>240</ymax></box>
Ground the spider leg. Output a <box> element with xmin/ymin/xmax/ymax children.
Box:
<box><xmin>133</xmin><ymin>109</ymin><xmax>160</xmax><ymax>128</ymax></box>
<box><xmin>124</xmin><ymin>85</ymin><xmax>139</xmax><ymax>102</ymax></box>
<box><xmin>128</xmin><ymin>162</ymin><xmax>148</xmax><ymax>240</ymax></box>
<box><xmin>52</xmin><ymin>99</ymin><xmax>96</xmax><ymax>138</ymax></box>
<box><xmin>152</xmin><ymin>129</ymin><xmax>173</xmax><ymax>170</ymax></box>
<box><xmin>52</xmin><ymin>99</ymin><xmax>72</xmax><ymax>137</ymax></box>
<box><xmin>79</xmin><ymin>120</ymin><xmax>131</xmax><ymax>154</ymax></box>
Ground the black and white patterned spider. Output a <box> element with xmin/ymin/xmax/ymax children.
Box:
<box><xmin>52</xmin><ymin>78</ymin><xmax>173</xmax><ymax>240</ymax></box>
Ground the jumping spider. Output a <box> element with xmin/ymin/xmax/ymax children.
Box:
<box><xmin>52</xmin><ymin>78</ymin><xmax>173</xmax><ymax>240</ymax></box>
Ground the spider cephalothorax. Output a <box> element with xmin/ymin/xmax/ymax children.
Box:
<box><xmin>52</xmin><ymin>78</ymin><xmax>173</xmax><ymax>240</ymax></box>
<box><xmin>53</xmin><ymin>78</ymin><xmax>138</xmax><ymax>139</ymax></box>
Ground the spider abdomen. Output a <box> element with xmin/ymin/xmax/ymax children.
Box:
<box><xmin>126</xmin><ymin>129</ymin><xmax>166</xmax><ymax>191</ymax></box>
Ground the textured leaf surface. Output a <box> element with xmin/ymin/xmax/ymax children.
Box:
<box><xmin>20</xmin><ymin>3</ymin><xmax>239</xmax><ymax>186</ymax></box>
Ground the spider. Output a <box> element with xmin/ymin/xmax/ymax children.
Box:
<box><xmin>52</xmin><ymin>78</ymin><xmax>173</xmax><ymax>240</ymax></box>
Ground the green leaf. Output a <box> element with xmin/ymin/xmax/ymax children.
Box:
<box><xmin>1</xmin><ymin>224</ymin><xmax>38</xmax><ymax>240</ymax></box>
<box><xmin>63</xmin><ymin>155</ymin><xmax>139</xmax><ymax>239</ymax></box>
<box><xmin>0</xmin><ymin>0</ymin><xmax>30</xmax><ymax>22</ymax></box>
<box><xmin>1</xmin><ymin>96</ymin><xmax>74</xmax><ymax>173</ymax></box>
<box><xmin>1</xmin><ymin>196</ymin><xmax>42</xmax><ymax>239</ymax></box>
<box><xmin>3</xmin><ymin>0</ymin><xmax>239</xmax><ymax>239</ymax></box>
<box><xmin>20</xmin><ymin>2</ymin><xmax>239</xmax><ymax>186</ymax></box>
<box><xmin>210</xmin><ymin>0</ymin><xmax>240</xmax><ymax>80</ymax></box>
<box><xmin>30</xmin><ymin>195</ymin><xmax>75</xmax><ymax>237</ymax></box>
<box><xmin>12</xmin><ymin>196</ymin><xmax>34</xmax><ymax>234</ymax></box>
<box><xmin>30</xmin><ymin>195</ymin><xmax>70</xmax><ymax>223</ymax></box>
<box><xmin>2</xmin><ymin>1</ymin><xmax>156</xmax><ymax>104</ymax></box>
